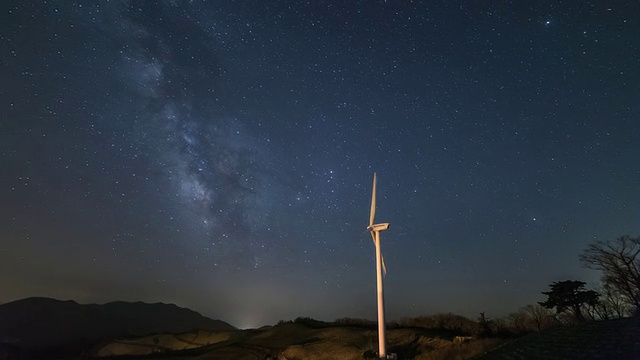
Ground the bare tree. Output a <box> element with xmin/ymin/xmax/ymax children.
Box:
<box><xmin>579</xmin><ymin>236</ymin><xmax>640</xmax><ymax>313</ymax></box>
<box><xmin>597</xmin><ymin>282</ymin><xmax>633</xmax><ymax>318</ymax></box>
<box><xmin>507</xmin><ymin>310</ymin><xmax>528</xmax><ymax>333</ymax></box>
<box><xmin>507</xmin><ymin>304</ymin><xmax>555</xmax><ymax>333</ymax></box>
<box><xmin>524</xmin><ymin>304</ymin><xmax>555</xmax><ymax>331</ymax></box>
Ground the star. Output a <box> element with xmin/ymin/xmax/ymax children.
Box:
<box><xmin>1</xmin><ymin>0</ymin><xmax>637</xmax><ymax>328</ymax></box>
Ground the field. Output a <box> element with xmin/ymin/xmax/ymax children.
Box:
<box><xmin>94</xmin><ymin>321</ymin><xmax>502</xmax><ymax>360</ymax></box>
<box><xmin>92</xmin><ymin>317</ymin><xmax>640</xmax><ymax>360</ymax></box>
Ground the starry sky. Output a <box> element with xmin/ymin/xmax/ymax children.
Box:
<box><xmin>1</xmin><ymin>1</ymin><xmax>639</xmax><ymax>329</ymax></box>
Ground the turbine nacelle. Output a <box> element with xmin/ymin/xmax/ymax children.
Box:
<box><xmin>368</xmin><ymin>223</ymin><xmax>390</xmax><ymax>232</ymax></box>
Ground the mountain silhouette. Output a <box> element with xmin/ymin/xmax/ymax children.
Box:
<box><xmin>0</xmin><ymin>297</ymin><xmax>234</xmax><ymax>356</ymax></box>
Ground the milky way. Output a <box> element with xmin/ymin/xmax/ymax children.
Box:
<box><xmin>1</xmin><ymin>1</ymin><xmax>639</xmax><ymax>328</ymax></box>
<box><xmin>112</xmin><ymin>3</ymin><xmax>275</xmax><ymax>263</ymax></box>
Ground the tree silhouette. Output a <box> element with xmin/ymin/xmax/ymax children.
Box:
<box><xmin>580</xmin><ymin>235</ymin><xmax>640</xmax><ymax>314</ymax></box>
<box><xmin>539</xmin><ymin>280</ymin><xmax>599</xmax><ymax>321</ymax></box>
<box><xmin>478</xmin><ymin>311</ymin><xmax>492</xmax><ymax>337</ymax></box>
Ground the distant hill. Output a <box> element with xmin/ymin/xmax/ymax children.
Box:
<box><xmin>0</xmin><ymin>297</ymin><xmax>234</xmax><ymax>356</ymax></box>
<box><xmin>474</xmin><ymin>317</ymin><xmax>640</xmax><ymax>360</ymax></box>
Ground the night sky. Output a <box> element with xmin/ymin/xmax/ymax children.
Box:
<box><xmin>1</xmin><ymin>1</ymin><xmax>639</xmax><ymax>329</ymax></box>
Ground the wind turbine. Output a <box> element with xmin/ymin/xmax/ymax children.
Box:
<box><xmin>367</xmin><ymin>172</ymin><xmax>390</xmax><ymax>359</ymax></box>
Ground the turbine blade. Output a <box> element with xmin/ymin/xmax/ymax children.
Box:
<box><xmin>382</xmin><ymin>255</ymin><xmax>387</xmax><ymax>276</ymax></box>
<box><xmin>369</xmin><ymin>173</ymin><xmax>377</xmax><ymax>227</ymax></box>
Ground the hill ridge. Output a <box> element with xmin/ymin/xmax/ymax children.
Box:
<box><xmin>0</xmin><ymin>296</ymin><xmax>234</xmax><ymax>355</ymax></box>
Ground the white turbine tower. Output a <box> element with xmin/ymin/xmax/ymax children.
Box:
<box><xmin>367</xmin><ymin>172</ymin><xmax>391</xmax><ymax>359</ymax></box>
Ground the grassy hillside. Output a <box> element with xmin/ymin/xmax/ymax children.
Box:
<box><xmin>95</xmin><ymin>317</ymin><xmax>640</xmax><ymax>359</ymax></box>
<box><xmin>94</xmin><ymin>321</ymin><xmax>503</xmax><ymax>360</ymax></box>
<box><xmin>96</xmin><ymin>330</ymin><xmax>235</xmax><ymax>357</ymax></box>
